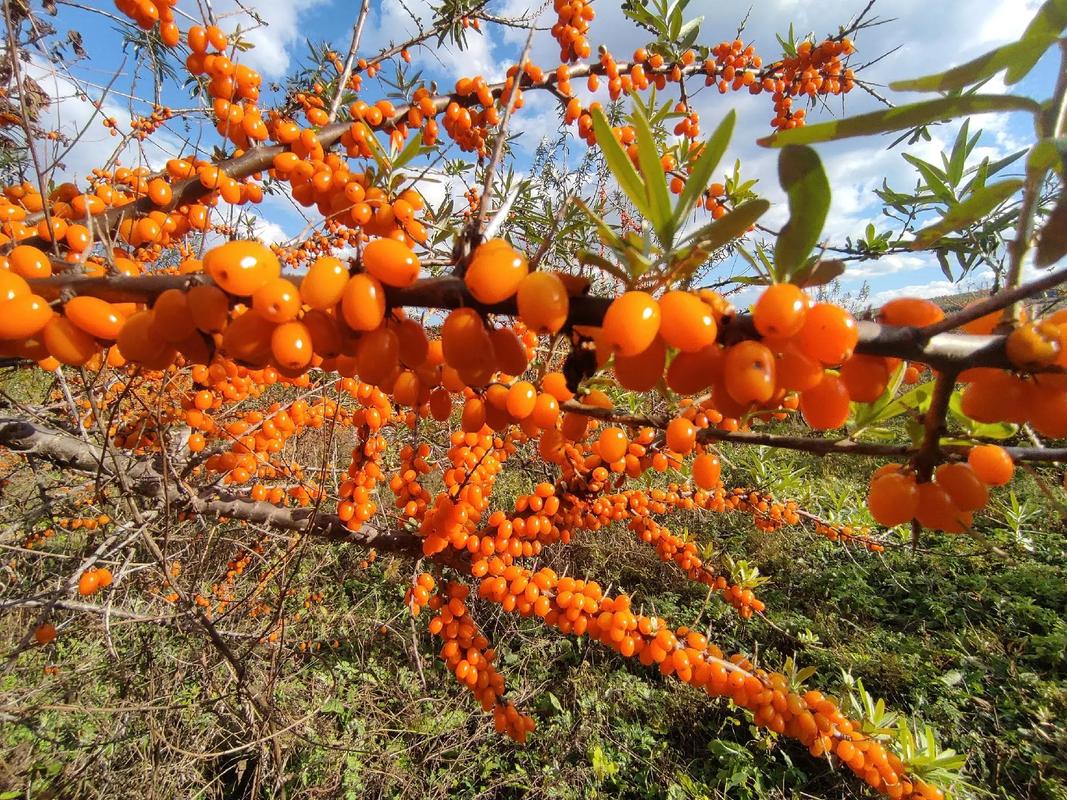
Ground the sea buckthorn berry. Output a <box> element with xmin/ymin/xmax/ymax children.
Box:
<box><xmin>204</xmin><ymin>240</ymin><xmax>281</xmax><ymax>296</ymax></box>
<box><xmin>934</xmin><ymin>463</ymin><xmax>989</xmax><ymax>512</ymax></box>
<box><xmin>9</xmin><ymin>245</ymin><xmax>51</xmax><ymax>279</ymax></box>
<box><xmin>517</xmin><ymin>271</ymin><xmax>569</xmax><ymax>333</ymax></box>
<box><xmin>42</xmin><ymin>316</ymin><xmax>97</xmax><ymax>366</ymax></box>
<box><xmin>34</xmin><ymin>623</ymin><xmax>57</xmax><ymax>645</ymax></box>
<box><xmin>442</xmin><ymin>308</ymin><xmax>493</xmax><ymax>371</ymax></box>
<box><xmin>490</xmin><ymin>327</ymin><xmax>528</xmax><ymax>376</ymax></box>
<box><xmin>301</xmin><ymin>256</ymin><xmax>349</xmax><ymax>308</ymax></box>
<box><xmin>915</xmin><ymin>481</ymin><xmax>970</xmax><ymax>533</ymax></box>
<box><xmin>1005</xmin><ymin>321</ymin><xmax>1061</xmax><ymax>370</ymax></box>
<box><xmin>613</xmin><ymin>338</ymin><xmax>666</xmax><ymax>392</ymax></box>
<box><xmin>598</xmin><ymin>427</ymin><xmax>628</xmax><ymax>462</ymax></box>
<box><xmin>867</xmin><ymin>472</ymin><xmax>919</xmax><ymax>526</ymax></box>
<box><xmin>465</xmin><ymin>239</ymin><xmax>528</xmax><ymax>304</ymax></box>
<box><xmin>753</xmin><ymin>283</ymin><xmax>808</xmax><ymax>339</ymax></box>
<box><xmin>602</xmin><ymin>291</ymin><xmax>661</xmax><ymax>357</ymax></box>
<box><xmin>657</xmin><ymin>291</ymin><xmax>718</xmax><ymax>352</ymax></box>
<box><xmin>271</xmin><ymin>321</ymin><xmax>313</xmax><ymax>370</ymax></box>
<box><xmin>341</xmin><ymin>274</ymin><xmax>386</xmax><ymax>331</ymax></box>
<box><xmin>0</xmin><ymin>271</ymin><xmax>29</xmax><ymax>303</ymax></box>
<box><xmin>363</xmin><ymin>238</ymin><xmax>421</xmax><ymax>287</ymax></box>
<box><xmin>775</xmin><ymin>345</ymin><xmax>824</xmax><ymax>392</ymax></box>
<box><xmin>878</xmin><ymin>297</ymin><xmax>945</xmax><ymax>328</ymax></box>
<box><xmin>968</xmin><ymin>444</ymin><xmax>1014</xmax><ymax>486</ymax></box>
<box><xmin>0</xmin><ymin>294</ymin><xmax>53</xmax><ymax>339</ymax></box>
<box><xmin>724</xmin><ymin>341</ymin><xmax>776</xmax><ymax>404</ymax></box>
<box><xmin>796</xmin><ymin>303</ymin><xmax>858</xmax><ymax>365</ymax></box>
<box><xmin>78</xmin><ymin>569</ymin><xmax>100</xmax><ymax>596</ymax></box>
<box><xmin>253</xmin><ymin>278</ymin><xmax>301</xmax><ymax>323</ymax></box>
<box><xmin>506</xmin><ymin>381</ymin><xmax>537</xmax><ymax>419</ymax></box>
<box><xmin>839</xmin><ymin>355</ymin><xmax>890</xmax><ymax>403</ymax></box>
<box><xmin>188</xmin><ymin>285</ymin><xmax>231</xmax><ymax>334</ymax></box>
<box><xmin>692</xmin><ymin>452</ymin><xmax>721</xmax><ymax>489</ymax></box>
<box><xmin>799</xmin><ymin>373</ymin><xmax>851</xmax><ymax>430</ymax></box>
<box><xmin>151</xmin><ymin>289</ymin><xmax>197</xmax><ymax>342</ymax></box>
<box><xmin>64</xmin><ymin>296</ymin><xmax>123</xmax><ymax>340</ymax></box>
<box><xmin>666</xmin><ymin>417</ymin><xmax>696</xmax><ymax>454</ymax></box>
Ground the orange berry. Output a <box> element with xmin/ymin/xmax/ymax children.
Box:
<box><xmin>666</xmin><ymin>417</ymin><xmax>696</xmax><ymax>454</ymax></box>
<box><xmin>465</xmin><ymin>239</ymin><xmax>528</xmax><ymax>304</ymax></box>
<box><xmin>300</xmin><ymin>256</ymin><xmax>348</xmax><ymax>309</ymax></box>
<box><xmin>64</xmin><ymin>296</ymin><xmax>123</xmax><ymax>340</ymax></box>
<box><xmin>692</xmin><ymin>452</ymin><xmax>721</xmax><ymax>489</ymax></box>
<box><xmin>879</xmin><ymin>297</ymin><xmax>944</xmax><ymax>328</ymax></box>
<box><xmin>799</xmin><ymin>373</ymin><xmax>850</xmax><ymax>430</ymax></box>
<box><xmin>753</xmin><ymin>283</ymin><xmax>808</xmax><ymax>339</ymax></box>
<box><xmin>796</xmin><ymin>303</ymin><xmax>858</xmax><ymax>365</ymax></box>
<box><xmin>517</xmin><ymin>271</ymin><xmax>568</xmax><ymax>333</ymax></box>
<box><xmin>723</xmin><ymin>340</ymin><xmax>776</xmax><ymax>404</ymax></box>
<box><xmin>934</xmin><ymin>462</ymin><xmax>988</xmax><ymax>512</ymax></box>
<box><xmin>341</xmin><ymin>274</ymin><xmax>386</xmax><ymax>331</ymax></box>
<box><xmin>271</xmin><ymin>321</ymin><xmax>313</xmax><ymax>370</ymax></box>
<box><xmin>602</xmin><ymin>291</ymin><xmax>661</xmax><ymax>357</ymax></box>
<box><xmin>867</xmin><ymin>472</ymin><xmax>918</xmax><ymax>526</ymax></box>
<box><xmin>363</xmin><ymin>238</ymin><xmax>420</xmax><ymax>287</ymax></box>
<box><xmin>657</xmin><ymin>291</ymin><xmax>718</xmax><ymax>352</ymax></box>
<box><xmin>253</xmin><ymin>278</ymin><xmax>301</xmax><ymax>323</ymax></box>
<box><xmin>967</xmin><ymin>444</ymin><xmax>1014</xmax><ymax>486</ymax></box>
<box><xmin>204</xmin><ymin>240</ymin><xmax>281</xmax><ymax>295</ymax></box>
<box><xmin>8</xmin><ymin>245</ymin><xmax>51</xmax><ymax>279</ymax></box>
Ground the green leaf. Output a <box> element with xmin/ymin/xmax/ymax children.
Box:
<box><xmin>1036</xmin><ymin>192</ymin><xmax>1067</xmax><ymax>266</ymax></box>
<box><xmin>675</xmin><ymin>110</ymin><xmax>735</xmax><ymax>229</ymax></box>
<box><xmin>902</xmin><ymin>152</ymin><xmax>953</xmax><ymax>204</ymax></box>
<box><xmin>1006</xmin><ymin>0</ymin><xmax>1067</xmax><ymax>83</ymax></box>
<box><xmin>912</xmin><ymin>179</ymin><xmax>1024</xmax><ymax>246</ymax></box>
<box><xmin>392</xmin><ymin>133</ymin><xmax>430</xmax><ymax>170</ymax></box>
<box><xmin>890</xmin><ymin>37</ymin><xmax>1053</xmax><ymax>92</ymax></box>
<box><xmin>758</xmin><ymin>95</ymin><xmax>1043</xmax><ymax>147</ymax></box>
<box><xmin>578</xmin><ymin>250</ymin><xmax>631</xmax><ymax>283</ymax></box>
<box><xmin>590</xmin><ymin>107</ymin><xmax>649</xmax><ymax>219</ymax></box>
<box><xmin>774</xmin><ymin>145</ymin><xmax>830</xmax><ymax>278</ymax></box>
<box><xmin>631</xmin><ymin>108</ymin><xmax>673</xmax><ymax>243</ymax></box>
<box><xmin>574</xmin><ymin>198</ymin><xmax>626</xmax><ymax>252</ymax></box>
<box><xmin>667</xmin><ymin>199</ymin><xmax>769</xmax><ymax>283</ymax></box>
<box><xmin>792</xmin><ymin>258</ymin><xmax>845</xmax><ymax>288</ymax></box>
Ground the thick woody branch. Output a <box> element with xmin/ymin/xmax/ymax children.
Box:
<box><xmin>0</xmin><ymin>418</ymin><xmax>426</xmax><ymax>558</ymax></box>
<box><xmin>23</xmin><ymin>271</ymin><xmax>1067</xmax><ymax>373</ymax></box>
<box><xmin>559</xmin><ymin>402</ymin><xmax>1067</xmax><ymax>463</ymax></box>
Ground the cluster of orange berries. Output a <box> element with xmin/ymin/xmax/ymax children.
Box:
<box><xmin>867</xmin><ymin>445</ymin><xmax>1014</xmax><ymax>534</ymax></box>
<box><xmin>767</xmin><ymin>38</ymin><xmax>856</xmax><ymax>130</ymax></box>
<box><xmin>129</xmin><ymin>105</ymin><xmax>175</xmax><ymax>139</ymax></box>
<box><xmin>475</xmin><ymin>564</ymin><xmax>943</xmax><ymax>798</ymax></box>
<box><xmin>405</xmin><ymin>571</ymin><xmax>436</xmax><ymax>616</ymax></box>
<box><xmin>389</xmin><ymin>443</ymin><xmax>433</xmax><ymax>519</ymax></box>
<box><xmin>551</xmin><ymin>0</ymin><xmax>594</xmax><ymax>62</ymax></box>
<box><xmin>427</xmin><ymin>580</ymin><xmax>535</xmax><ymax>741</ymax></box>
<box><xmin>114</xmin><ymin>0</ymin><xmax>179</xmax><ymax>43</ymax></box>
<box><xmin>78</xmin><ymin>566</ymin><xmax>113</xmax><ymax>596</ymax></box>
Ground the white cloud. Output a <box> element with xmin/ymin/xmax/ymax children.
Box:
<box><xmin>209</xmin><ymin>0</ymin><xmax>330</xmax><ymax>79</ymax></box>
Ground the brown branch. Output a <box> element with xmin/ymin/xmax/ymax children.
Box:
<box><xmin>327</xmin><ymin>0</ymin><xmax>372</xmax><ymax>124</ymax></box>
<box><xmin>22</xmin><ymin>272</ymin><xmax>1061</xmax><ymax>373</ymax></box>
<box><xmin>559</xmin><ymin>402</ymin><xmax>1067</xmax><ymax>463</ymax></box>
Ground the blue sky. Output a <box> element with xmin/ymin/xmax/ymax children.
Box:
<box><xmin>30</xmin><ymin>0</ymin><xmax>1060</xmax><ymax>307</ymax></box>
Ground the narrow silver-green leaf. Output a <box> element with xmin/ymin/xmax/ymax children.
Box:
<box><xmin>631</xmin><ymin>109</ymin><xmax>673</xmax><ymax>243</ymax></box>
<box><xmin>912</xmin><ymin>179</ymin><xmax>1024</xmax><ymax>246</ymax></box>
<box><xmin>775</xmin><ymin>145</ymin><xmax>830</xmax><ymax>277</ymax></box>
<box><xmin>667</xmin><ymin>199</ymin><xmax>769</xmax><ymax>283</ymax></box>
<box><xmin>675</xmin><ymin>110</ymin><xmax>735</xmax><ymax>228</ymax></box>
<box><xmin>1036</xmin><ymin>193</ymin><xmax>1067</xmax><ymax>266</ymax></box>
<box><xmin>590</xmin><ymin>107</ymin><xmax>649</xmax><ymax>218</ymax></box>
<box><xmin>1006</xmin><ymin>0</ymin><xmax>1067</xmax><ymax>82</ymax></box>
<box><xmin>890</xmin><ymin>37</ymin><xmax>1052</xmax><ymax>92</ymax></box>
<box><xmin>759</xmin><ymin>95</ymin><xmax>1042</xmax><ymax>148</ymax></box>
<box><xmin>793</xmin><ymin>258</ymin><xmax>845</xmax><ymax>288</ymax></box>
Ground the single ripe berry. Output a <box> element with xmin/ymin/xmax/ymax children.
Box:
<box><xmin>34</xmin><ymin>623</ymin><xmax>57</xmax><ymax>645</ymax></box>
<box><xmin>341</xmin><ymin>274</ymin><xmax>386</xmax><ymax>331</ymax></box>
<box><xmin>666</xmin><ymin>417</ymin><xmax>696</xmax><ymax>454</ymax></box>
<box><xmin>42</xmin><ymin>316</ymin><xmax>97</xmax><ymax>366</ymax></box>
<box><xmin>799</xmin><ymin>373</ymin><xmax>851</xmax><ymax>430</ymax></box>
<box><xmin>301</xmin><ymin>256</ymin><xmax>349</xmax><ymax>308</ymax></box>
<box><xmin>505</xmin><ymin>381</ymin><xmax>537</xmax><ymax>419</ymax></box>
<box><xmin>934</xmin><ymin>462</ymin><xmax>988</xmax><ymax>512</ymax></box>
<box><xmin>692</xmin><ymin>452</ymin><xmax>721</xmax><ymax>489</ymax></box>
<box><xmin>967</xmin><ymin>444</ymin><xmax>1014</xmax><ymax>486</ymax></box>
<box><xmin>658</xmin><ymin>291</ymin><xmax>717</xmax><ymax>352</ymax></box>
<box><xmin>598</xmin><ymin>427</ymin><xmax>628</xmax><ymax>463</ymax></box>
<box><xmin>0</xmin><ymin>270</ymin><xmax>30</xmax><ymax>303</ymax></box>
<box><xmin>796</xmin><ymin>303</ymin><xmax>858</xmax><ymax>365</ymax></box>
<box><xmin>517</xmin><ymin>271</ymin><xmax>568</xmax><ymax>333</ymax></box>
<box><xmin>363</xmin><ymin>238</ymin><xmax>421</xmax><ymax>287</ymax></box>
<box><xmin>602</xmin><ymin>291</ymin><xmax>661</xmax><ymax>357</ymax></box>
<box><xmin>271</xmin><ymin>321</ymin><xmax>313</xmax><ymax>370</ymax></box>
<box><xmin>8</xmin><ymin>245</ymin><xmax>51</xmax><ymax>279</ymax></box>
<box><xmin>78</xmin><ymin>569</ymin><xmax>100</xmax><ymax>596</ymax></box>
<box><xmin>867</xmin><ymin>472</ymin><xmax>919</xmax><ymax>526</ymax></box>
<box><xmin>753</xmin><ymin>283</ymin><xmax>808</xmax><ymax>339</ymax></box>
<box><xmin>878</xmin><ymin>297</ymin><xmax>944</xmax><ymax>328</ymax></box>
<box><xmin>0</xmin><ymin>294</ymin><xmax>53</xmax><ymax>339</ymax></box>
<box><xmin>465</xmin><ymin>239</ymin><xmax>528</xmax><ymax>304</ymax></box>
<box><xmin>839</xmin><ymin>354</ymin><xmax>890</xmax><ymax>403</ymax></box>
<box><xmin>613</xmin><ymin>338</ymin><xmax>666</xmax><ymax>392</ymax></box>
<box><xmin>64</xmin><ymin>296</ymin><xmax>123</xmax><ymax>340</ymax></box>
<box><xmin>253</xmin><ymin>278</ymin><xmax>301</xmax><ymax>323</ymax></box>
<box><xmin>204</xmin><ymin>240</ymin><xmax>280</xmax><ymax>295</ymax></box>
<box><xmin>723</xmin><ymin>340</ymin><xmax>776</xmax><ymax>404</ymax></box>
<box><xmin>1005</xmin><ymin>321</ymin><xmax>1061</xmax><ymax>370</ymax></box>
